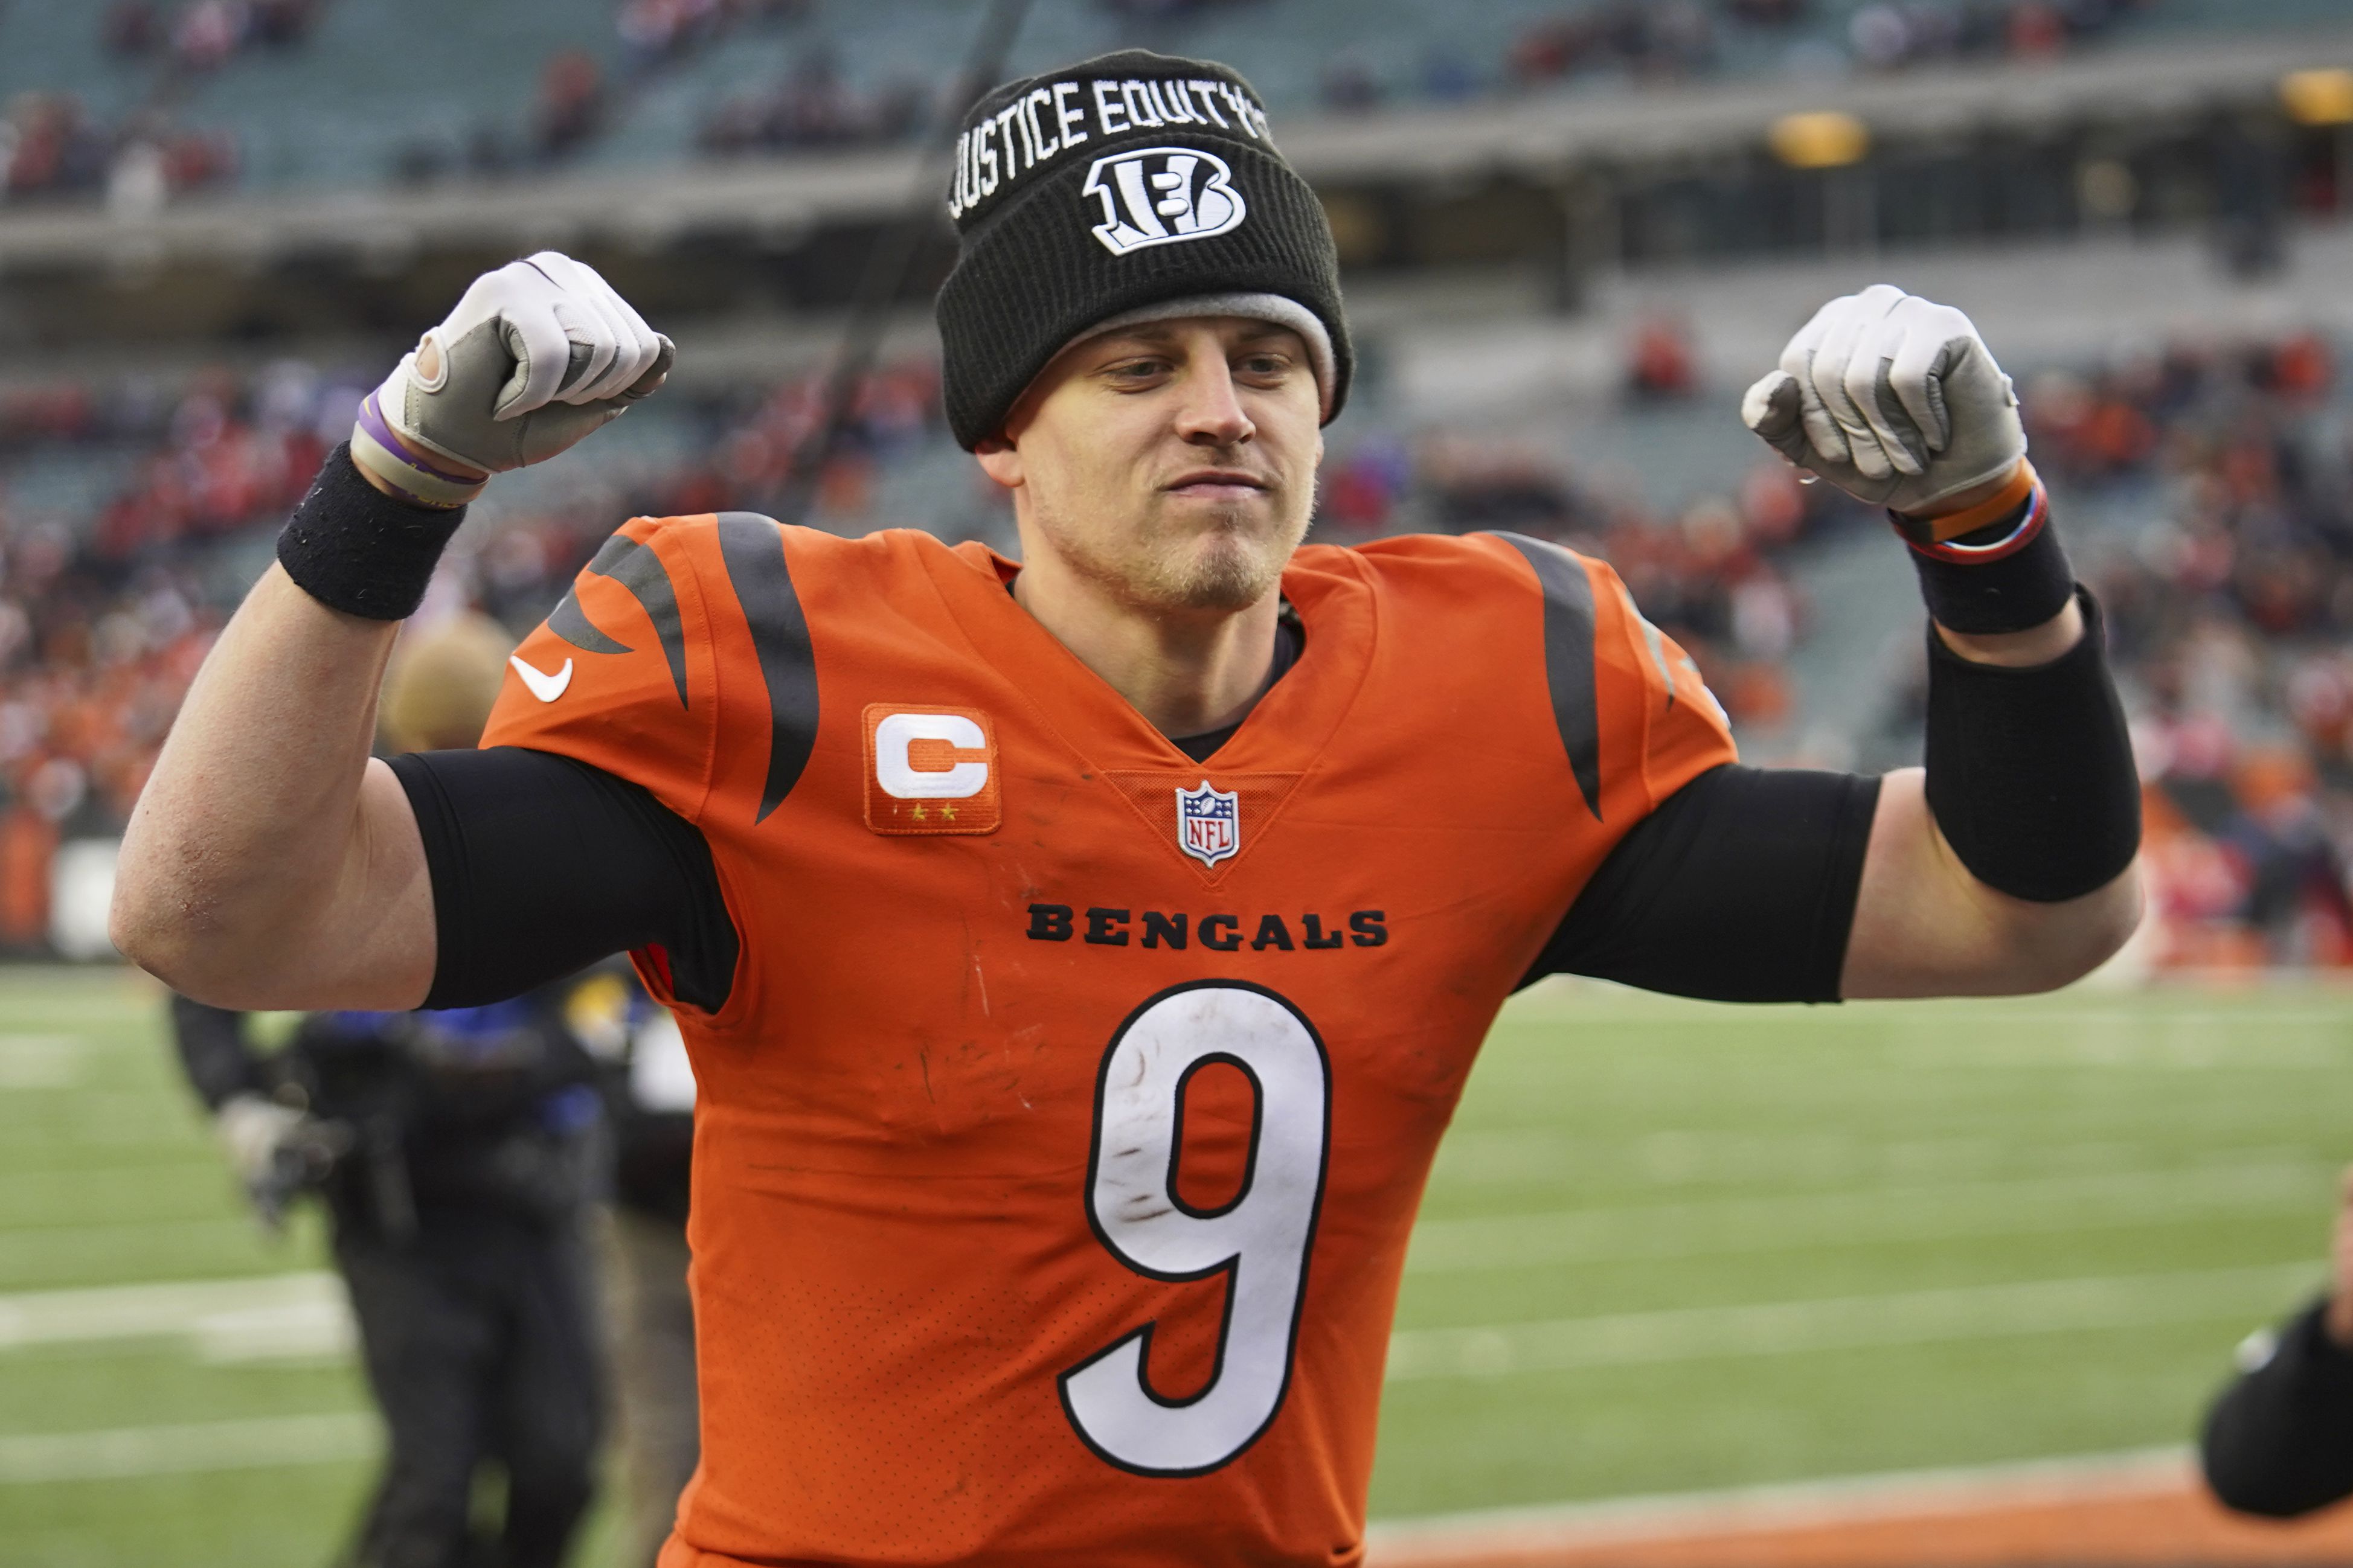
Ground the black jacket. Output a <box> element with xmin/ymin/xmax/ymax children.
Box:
<box><xmin>2202</xmin><ymin>1299</ymin><xmax>2353</xmax><ymax>1518</ymax></box>
<box><xmin>170</xmin><ymin>991</ymin><xmax>601</xmax><ymax>1237</ymax></box>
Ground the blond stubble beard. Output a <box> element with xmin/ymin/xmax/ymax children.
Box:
<box><xmin>1032</xmin><ymin>488</ymin><xmax>1314</xmax><ymax>615</ymax></box>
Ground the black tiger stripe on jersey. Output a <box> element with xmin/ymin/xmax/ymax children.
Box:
<box><xmin>1491</xmin><ymin>532</ymin><xmax>1603</xmax><ymax>821</ymax></box>
<box><xmin>550</xmin><ymin>532</ymin><xmax>691</xmax><ymax>708</ymax></box>
<box><xmin>714</xmin><ymin>512</ymin><xmax>820</xmax><ymax>823</ymax></box>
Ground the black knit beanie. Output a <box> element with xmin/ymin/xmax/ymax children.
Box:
<box><xmin>934</xmin><ymin>49</ymin><xmax>1352</xmax><ymax>450</ymax></box>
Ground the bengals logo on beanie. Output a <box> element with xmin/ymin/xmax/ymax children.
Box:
<box><xmin>1082</xmin><ymin>146</ymin><xmax>1248</xmax><ymax>255</ymax></box>
<box><xmin>933</xmin><ymin>50</ymin><xmax>1352</xmax><ymax>450</ymax></box>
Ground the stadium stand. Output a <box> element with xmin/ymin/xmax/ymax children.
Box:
<box><xmin>0</xmin><ymin>0</ymin><xmax>2345</xmax><ymax>203</ymax></box>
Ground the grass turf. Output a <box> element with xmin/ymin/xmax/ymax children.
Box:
<box><xmin>0</xmin><ymin>967</ymin><xmax>2346</xmax><ymax>1562</ymax></box>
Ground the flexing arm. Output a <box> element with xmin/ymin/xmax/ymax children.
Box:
<box><xmin>1746</xmin><ymin>286</ymin><xmax>2141</xmax><ymax>998</ymax></box>
<box><xmin>112</xmin><ymin>252</ymin><xmax>672</xmax><ymax>1009</ymax></box>
<box><xmin>114</xmin><ymin>565</ymin><xmax>431</xmax><ymax>1008</ymax></box>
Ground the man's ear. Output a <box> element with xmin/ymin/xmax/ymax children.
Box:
<box><xmin>974</xmin><ymin>433</ymin><xmax>1022</xmax><ymax>490</ymax></box>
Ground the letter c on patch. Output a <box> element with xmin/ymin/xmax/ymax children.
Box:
<box><xmin>874</xmin><ymin>711</ymin><xmax>990</xmax><ymax>799</ymax></box>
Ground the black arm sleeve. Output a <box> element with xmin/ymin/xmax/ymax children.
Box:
<box><xmin>1521</xmin><ymin>764</ymin><xmax>1880</xmax><ymax>1003</ymax></box>
<box><xmin>168</xmin><ymin>995</ymin><xmax>264</xmax><ymax>1112</ymax></box>
<box><xmin>2201</xmin><ymin>1301</ymin><xmax>2353</xmax><ymax>1518</ymax></box>
<box><xmin>1923</xmin><ymin>587</ymin><xmax>2140</xmax><ymax>903</ymax></box>
<box><xmin>389</xmin><ymin>747</ymin><xmax>740</xmax><ymax>1013</ymax></box>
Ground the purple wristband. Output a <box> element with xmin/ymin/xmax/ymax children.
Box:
<box><xmin>351</xmin><ymin>392</ymin><xmax>485</xmax><ymax>507</ymax></box>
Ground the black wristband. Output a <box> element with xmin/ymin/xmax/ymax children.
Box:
<box><xmin>1924</xmin><ymin>587</ymin><xmax>2140</xmax><ymax>903</ymax></box>
<box><xmin>276</xmin><ymin>442</ymin><xmax>467</xmax><ymax>621</ymax></box>
<box><xmin>1899</xmin><ymin>487</ymin><xmax>2076</xmax><ymax>636</ymax></box>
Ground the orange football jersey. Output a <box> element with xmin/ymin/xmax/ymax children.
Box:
<box><xmin>481</xmin><ymin>516</ymin><xmax>1733</xmax><ymax>1567</ymax></box>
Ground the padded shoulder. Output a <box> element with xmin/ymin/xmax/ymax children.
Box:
<box><xmin>1329</xmin><ymin>530</ymin><xmax>1736</xmax><ymax>823</ymax></box>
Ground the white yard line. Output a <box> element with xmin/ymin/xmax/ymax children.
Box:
<box><xmin>1385</xmin><ymin>1260</ymin><xmax>2321</xmax><ymax>1380</ymax></box>
<box><xmin>1405</xmin><ymin>1160</ymin><xmax>2337</xmax><ymax>1273</ymax></box>
<box><xmin>0</xmin><ymin>1272</ymin><xmax>350</xmax><ymax>1362</ymax></box>
<box><xmin>0</xmin><ymin>1034</ymin><xmax>83</xmax><ymax>1089</ymax></box>
<box><xmin>1366</xmin><ymin>1445</ymin><xmax>2194</xmax><ymax>1562</ymax></box>
<box><xmin>0</xmin><ymin>1413</ymin><xmax>376</xmax><ymax>1484</ymax></box>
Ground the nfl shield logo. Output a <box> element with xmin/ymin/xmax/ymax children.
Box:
<box><xmin>1175</xmin><ymin>779</ymin><xmax>1240</xmax><ymax>869</ymax></box>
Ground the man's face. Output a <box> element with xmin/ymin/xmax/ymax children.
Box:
<box><xmin>977</xmin><ymin>316</ymin><xmax>1324</xmax><ymax>615</ymax></box>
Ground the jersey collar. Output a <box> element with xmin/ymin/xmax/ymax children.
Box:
<box><xmin>925</xmin><ymin>540</ymin><xmax>1376</xmax><ymax>778</ymax></box>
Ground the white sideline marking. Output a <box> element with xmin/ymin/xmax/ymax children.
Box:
<box><xmin>1366</xmin><ymin>1445</ymin><xmax>2193</xmax><ymax>1561</ymax></box>
<box><xmin>0</xmin><ymin>1413</ymin><xmax>376</xmax><ymax>1484</ymax></box>
<box><xmin>0</xmin><ymin>1272</ymin><xmax>352</xmax><ymax>1362</ymax></box>
<box><xmin>1405</xmin><ymin>1160</ymin><xmax>2337</xmax><ymax>1273</ymax></box>
<box><xmin>0</xmin><ymin>1034</ymin><xmax>82</xmax><ymax>1089</ymax></box>
<box><xmin>1385</xmin><ymin>1260</ymin><xmax>2320</xmax><ymax>1380</ymax></box>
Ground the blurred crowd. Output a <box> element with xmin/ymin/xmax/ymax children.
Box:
<box><xmin>100</xmin><ymin>0</ymin><xmax>327</xmax><ymax>68</ymax></box>
<box><xmin>1320</xmin><ymin>0</ymin><xmax>2159</xmax><ymax>114</ymax></box>
<box><xmin>4</xmin><ymin>318</ymin><xmax>2351</xmax><ymax>971</ymax></box>
<box><xmin>695</xmin><ymin>50</ymin><xmax>928</xmax><ymax>157</ymax></box>
<box><xmin>4</xmin><ymin>0</ymin><xmax>2204</xmax><ymax>205</ymax></box>
<box><xmin>0</xmin><ymin>91</ymin><xmax>237</xmax><ymax>206</ymax></box>
<box><xmin>2038</xmin><ymin>333</ymin><xmax>2353</xmax><ymax>970</ymax></box>
<box><xmin>1855</xmin><ymin>329</ymin><xmax>2353</xmax><ymax>970</ymax></box>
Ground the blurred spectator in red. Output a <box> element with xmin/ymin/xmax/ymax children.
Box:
<box><xmin>536</xmin><ymin>50</ymin><xmax>608</xmax><ymax>159</ymax></box>
<box><xmin>1625</xmin><ymin>317</ymin><xmax>1699</xmax><ymax>401</ymax></box>
<box><xmin>3</xmin><ymin>94</ymin><xmax>112</xmax><ymax>199</ymax></box>
<box><xmin>1318</xmin><ymin>437</ymin><xmax>1411</xmax><ymax>536</ymax></box>
<box><xmin>2006</xmin><ymin>1</ymin><xmax>2069</xmax><ymax>58</ymax></box>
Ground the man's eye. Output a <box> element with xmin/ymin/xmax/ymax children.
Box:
<box><xmin>1239</xmin><ymin>355</ymin><xmax>1292</xmax><ymax>379</ymax></box>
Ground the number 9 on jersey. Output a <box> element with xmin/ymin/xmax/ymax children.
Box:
<box><xmin>1059</xmin><ymin>982</ymin><xmax>1332</xmax><ymax>1476</ymax></box>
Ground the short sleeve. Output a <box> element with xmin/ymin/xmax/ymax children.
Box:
<box><xmin>1485</xmin><ymin>531</ymin><xmax>1738</xmax><ymax>825</ymax></box>
<box><xmin>481</xmin><ymin>516</ymin><xmax>720</xmax><ymax>824</ymax></box>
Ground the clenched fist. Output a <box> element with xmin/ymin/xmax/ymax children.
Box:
<box><xmin>1742</xmin><ymin>283</ymin><xmax>2025</xmax><ymax>517</ymax></box>
<box><xmin>352</xmin><ymin>251</ymin><xmax>675</xmax><ymax>507</ymax></box>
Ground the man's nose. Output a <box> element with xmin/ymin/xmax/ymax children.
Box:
<box><xmin>1175</xmin><ymin>356</ymin><xmax>1254</xmax><ymax>448</ymax></box>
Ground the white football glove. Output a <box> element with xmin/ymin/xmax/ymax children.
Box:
<box><xmin>215</xmin><ymin>1092</ymin><xmax>352</xmax><ymax>1228</ymax></box>
<box><xmin>1741</xmin><ymin>283</ymin><xmax>2025</xmax><ymax>516</ymax></box>
<box><xmin>352</xmin><ymin>250</ymin><xmax>674</xmax><ymax>506</ymax></box>
<box><xmin>214</xmin><ymin>1092</ymin><xmax>310</xmax><ymax>1190</ymax></box>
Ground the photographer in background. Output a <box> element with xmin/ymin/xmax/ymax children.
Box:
<box><xmin>2202</xmin><ymin>1167</ymin><xmax>2353</xmax><ymax>1518</ymax></box>
<box><xmin>169</xmin><ymin>613</ymin><xmax>606</xmax><ymax>1568</ymax></box>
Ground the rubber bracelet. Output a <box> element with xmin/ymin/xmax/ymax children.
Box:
<box><xmin>1899</xmin><ymin>481</ymin><xmax>2075</xmax><ymax>636</ymax></box>
<box><xmin>350</xmin><ymin>392</ymin><xmax>487</xmax><ymax>509</ymax></box>
<box><xmin>1890</xmin><ymin>458</ymin><xmax>2038</xmax><ymax>546</ymax></box>
<box><xmin>277</xmin><ymin>443</ymin><xmax>468</xmax><ymax>621</ymax></box>
<box><xmin>1924</xmin><ymin>587</ymin><xmax>2140</xmax><ymax>903</ymax></box>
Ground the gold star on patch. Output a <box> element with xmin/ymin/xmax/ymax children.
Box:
<box><xmin>910</xmin><ymin>803</ymin><xmax>928</xmax><ymax>822</ymax></box>
<box><xmin>940</xmin><ymin>803</ymin><xmax>957</xmax><ymax>822</ymax></box>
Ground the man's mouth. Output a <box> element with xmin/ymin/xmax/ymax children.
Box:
<box><xmin>1164</xmin><ymin>469</ymin><xmax>1271</xmax><ymax>501</ymax></box>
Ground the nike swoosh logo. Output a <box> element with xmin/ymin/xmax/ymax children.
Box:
<box><xmin>510</xmin><ymin>654</ymin><xmax>573</xmax><ymax>702</ymax></box>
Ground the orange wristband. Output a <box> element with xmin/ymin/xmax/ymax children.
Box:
<box><xmin>1898</xmin><ymin>458</ymin><xmax>2037</xmax><ymax>544</ymax></box>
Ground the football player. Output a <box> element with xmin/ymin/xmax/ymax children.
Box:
<box><xmin>114</xmin><ymin>49</ymin><xmax>2142</xmax><ymax>1568</ymax></box>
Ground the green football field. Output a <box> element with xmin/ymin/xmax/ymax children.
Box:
<box><xmin>2</xmin><ymin>967</ymin><xmax>2349</xmax><ymax>1564</ymax></box>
